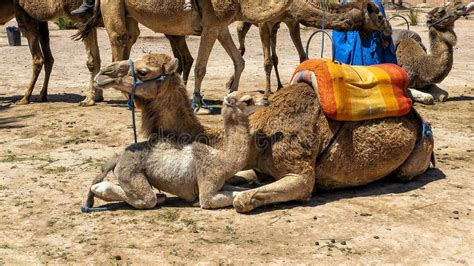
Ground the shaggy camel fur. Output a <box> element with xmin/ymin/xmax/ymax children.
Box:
<box><xmin>11</xmin><ymin>0</ymin><xmax>104</xmax><ymax>105</ymax></box>
<box><xmin>0</xmin><ymin>0</ymin><xmax>14</xmax><ymax>25</ymax></box>
<box><xmin>236</xmin><ymin>0</ymin><xmax>393</xmax><ymax>94</ymax></box>
<box><xmin>395</xmin><ymin>2</ymin><xmax>467</xmax><ymax>104</ymax></box>
<box><xmin>94</xmin><ymin>53</ymin><xmax>435</xmax><ymax>213</ymax></box>
<box><xmin>77</xmin><ymin>0</ymin><xmax>293</xmax><ymax>111</ymax></box>
<box><xmin>86</xmin><ymin>54</ymin><xmax>268</xmax><ymax>209</ymax></box>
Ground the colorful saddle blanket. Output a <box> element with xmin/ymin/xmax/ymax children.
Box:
<box><xmin>290</xmin><ymin>58</ymin><xmax>412</xmax><ymax>121</ymax></box>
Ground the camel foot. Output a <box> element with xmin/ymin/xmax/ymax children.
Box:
<box><xmin>94</xmin><ymin>95</ymin><xmax>105</xmax><ymax>103</ymax></box>
<box><xmin>37</xmin><ymin>95</ymin><xmax>48</xmax><ymax>103</ymax></box>
<box><xmin>15</xmin><ymin>98</ymin><xmax>30</xmax><ymax>105</ymax></box>
<box><xmin>79</xmin><ymin>98</ymin><xmax>96</xmax><ymax>107</ymax></box>
<box><xmin>233</xmin><ymin>190</ymin><xmax>258</xmax><ymax>213</ymax></box>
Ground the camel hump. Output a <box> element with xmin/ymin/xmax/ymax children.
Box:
<box><xmin>210</xmin><ymin>0</ymin><xmax>239</xmax><ymax>18</ymax></box>
<box><xmin>233</xmin><ymin>0</ymin><xmax>293</xmax><ymax>23</ymax></box>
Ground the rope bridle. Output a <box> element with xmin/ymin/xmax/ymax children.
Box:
<box><xmin>127</xmin><ymin>59</ymin><xmax>168</xmax><ymax>144</ymax></box>
<box><xmin>427</xmin><ymin>4</ymin><xmax>466</xmax><ymax>28</ymax></box>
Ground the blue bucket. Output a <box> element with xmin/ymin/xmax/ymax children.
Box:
<box><xmin>6</xmin><ymin>26</ymin><xmax>21</xmax><ymax>46</ymax></box>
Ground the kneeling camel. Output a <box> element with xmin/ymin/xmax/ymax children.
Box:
<box><xmin>93</xmin><ymin>54</ymin><xmax>435</xmax><ymax>213</ymax></box>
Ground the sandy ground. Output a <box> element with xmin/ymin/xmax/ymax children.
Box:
<box><xmin>0</xmin><ymin>12</ymin><xmax>473</xmax><ymax>264</ymax></box>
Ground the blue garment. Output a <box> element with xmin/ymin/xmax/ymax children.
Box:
<box><xmin>332</xmin><ymin>0</ymin><xmax>397</xmax><ymax>65</ymax></box>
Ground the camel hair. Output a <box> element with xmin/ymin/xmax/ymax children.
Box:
<box><xmin>94</xmin><ymin>53</ymin><xmax>435</xmax><ymax>213</ymax></box>
<box><xmin>0</xmin><ymin>0</ymin><xmax>14</xmax><ymax>25</ymax></box>
<box><xmin>394</xmin><ymin>1</ymin><xmax>468</xmax><ymax>104</ymax></box>
<box><xmin>76</xmin><ymin>0</ymin><xmax>294</xmax><ymax>112</ymax></box>
<box><xmin>86</xmin><ymin>54</ymin><xmax>269</xmax><ymax>209</ymax></box>
<box><xmin>236</xmin><ymin>0</ymin><xmax>393</xmax><ymax>95</ymax></box>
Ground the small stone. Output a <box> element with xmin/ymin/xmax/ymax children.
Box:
<box><xmin>374</xmin><ymin>236</ymin><xmax>380</xmax><ymax>239</ymax></box>
<box><xmin>331</xmin><ymin>239</ymin><xmax>336</xmax><ymax>243</ymax></box>
<box><xmin>114</xmin><ymin>255</ymin><xmax>122</xmax><ymax>261</ymax></box>
<box><xmin>454</xmin><ymin>217</ymin><xmax>459</xmax><ymax>220</ymax></box>
<box><xmin>360</xmin><ymin>213</ymin><xmax>372</xmax><ymax>217</ymax></box>
<box><xmin>315</xmin><ymin>241</ymin><xmax>320</xmax><ymax>246</ymax></box>
<box><xmin>313</xmin><ymin>216</ymin><xmax>318</xmax><ymax>220</ymax></box>
<box><xmin>453</xmin><ymin>211</ymin><xmax>459</xmax><ymax>214</ymax></box>
<box><xmin>341</xmin><ymin>241</ymin><xmax>347</xmax><ymax>245</ymax></box>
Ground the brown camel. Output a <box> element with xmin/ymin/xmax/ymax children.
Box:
<box><xmin>11</xmin><ymin>0</ymin><xmax>103</xmax><ymax>105</ymax></box>
<box><xmin>85</xmin><ymin>54</ymin><xmax>268</xmax><ymax>210</ymax></box>
<box><xmin>395</xmin><ymin>1</ymin><xmax>467</xmax><ymax>104</ymax></box>
<box><xmin>236</xmin><ymin>0</ymin><xmax>393</xmax><ymax>94</ymax></box>
<box><xmin>94</xmin><ymin>53</ymin><xmax>435</xmax><ymax>213</ymax></box>
<box><xmin>76</xmin><ymin>0</ymin><xmax>293</xmax><ymax>111</ymax></box>
<box><xmin>0</xmin><ymin>0</ymin><xmax>14</xmax><ymax>25</ymax></box>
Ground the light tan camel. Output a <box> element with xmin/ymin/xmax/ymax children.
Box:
<box><xmin>395</xmin><ymin>2</ymin><xmax>467</xmax><ymax>104</ymax></box>
<box><xmin>11</xmin><ymin>0</ymin><xmax>103</xmax><ymax>105</ymax></box>
<box><xmin>85</xmin><ymin>54</ymin><xmax>268</xmax><ymax>210</ymax></box>
<box><xmin>236</xmin><ymin>0</ymin><xmax>393</xmax><ymax>94</ymax></box>
<box><xmin>94</xmin><ymin>53</ymin><xmax>435</xmax><ymax>213</ymax></box>
<box><xmin>0</xmin><ymin>0</ymin><xmax>14</xmax><ymax>25</ymax></box>
<box><xmin>76</xmin><ymin>0</ymin><xmax>293</xmax><ymax>111</ymax></box>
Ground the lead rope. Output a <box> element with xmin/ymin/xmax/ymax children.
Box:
<box><xmin>128</xmin><ymin>59</ymin><xmax>138</xmax><ymax>144</ymax></box>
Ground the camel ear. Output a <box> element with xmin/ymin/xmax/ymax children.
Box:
<box><xmin>164</xmin><ymin>58</ymin><xmax>179</xmax><ymax>75</ymax></box>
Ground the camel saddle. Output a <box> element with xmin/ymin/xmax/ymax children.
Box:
<box><xmin>290</xmin><ymin>58</ymin><xmax>412</xmax><ymax>121</ymax></box>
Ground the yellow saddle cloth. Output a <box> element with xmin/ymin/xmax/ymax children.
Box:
<box><xmin>290</xmin><ymin>59</ymin><xmax>412</xmax><ymax>121</ymax></box>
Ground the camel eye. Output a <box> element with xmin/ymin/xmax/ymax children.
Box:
<box><xmin>137</xmin><ymin>68</ymin><xmax>149</xmax><ymax>78</ymax></box>
<box><xmin>243</xmin><ymin>98</ymin><xmax>254</xmax><ymax>106</ymax></box>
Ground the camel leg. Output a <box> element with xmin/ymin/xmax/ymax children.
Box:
<box><xmin>270</xmin><ymin>23</ymin><xmax>284</xmax><ymax>90</ymax></box>
<box><xmin>395</xmin><ymin>133</ymin><xmax>434</xmax><ymax>182</ymax></box>
<box><xmin>79</xmin><ymin>27</ymin><xmax>102</xmax><ymax>106</ymax></box>
<box><xmin>15</xmin><ymin>21</ymin><xmax>43</xmax><ymax>105</ymax></box>
<box><xmin>219</xmin><ymin>28</ymin><xmax>245</xmax><ymax>92</ymax></box>
<box><xmin>193</xmin><ymin>28</ymin><xmax>219</xmax><ymax>110</ymax></box>
<box><xmin>236</xmin><ymin>22</ymin><xmax>252</xmax><ymax>56</ymax></box>
<box><xmin>425</xmin><ymin>84</ymin><xmax>449</xmax><ymax>102</ymax></box>
<box><xmin>259</xmin><ymin>23</ymin><xmax>275</xmax><ymax>96</ymax></box>
<box><xmin>408</xmin><ymin>88</ymin><xmax>435</xmax><ymax>105</ymax></box>
<box><xmin>37</xmin><ymin>22</ymin><xmax>54</xmax><ymax>103</ymax></box>
<box><xmin>115</xmin><ymin>166</ymin><xmax>158</xmax><ymax>209</ymax></box>
<box><xmin>167</xmin><ymin>35</ymin><xmax>194</xmax><ymax>85</ymax></box>
<box><xmin>226</xmin><ymin>169</ymin><xmax>259</xmax><ymax>186</ymax></box>
<box><xmin>233</xmin><ymin>162</ymin><xmax>315</xmax><ymax>213</ymax></box>
<box><xmin>285</xmin><ymin>19</ymin><xmax>307</xmax><ymax>63</ymax></box>
<box><xmin>198</xmin><ymin>178</ymin><xmax>241</xmax><ymax>209</ymax></box>
<box><xmin>124</xmin><ymin>18</ymin><xmax>140</xmax><ymax>60</ymax></box>
<box><xmin>101</xmin><ymin>0</ymin><xmax>129</xmax><ymax>62</ymax></box>
<box><xmin>91</xmin><ymin>181</ymin><xmax>127</xmax><ymax>202</ymax></box>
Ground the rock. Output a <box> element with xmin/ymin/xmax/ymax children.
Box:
<box><xmin>374</xmin><ymin>236</ymin><xmax>380</xmax><ymax>239</ymax></box>
<box><xmin>341</xmin><ymin>241</ymin><xmax>347</xmax><ymax>245</ymax></box>
<box><xmin>114</xmin><ymin>255</ymin><xmax>122</xmax><ymax>261</ymax></box>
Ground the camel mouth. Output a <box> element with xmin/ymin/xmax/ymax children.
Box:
<box><xmin>93</xmin><ymin>74</ymin><xmax>118</xmax><ymax>89</ymax></box>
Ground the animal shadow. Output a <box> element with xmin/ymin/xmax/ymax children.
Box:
<box><xmin>249</xmin><ymin>168</ymin><xmax>446</xmax><ymax>214</ymax></box>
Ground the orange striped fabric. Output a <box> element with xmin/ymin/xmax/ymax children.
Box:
<box><xmin>290</xmin><ymin>58</ymin><xmax>412</xmax><ymax>121</ymax></box>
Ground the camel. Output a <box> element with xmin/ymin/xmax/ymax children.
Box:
<box><xmin>84</xmin><ymin>54</ymin><xmax>269</xmax><ymax>210</ymax></box>
<box><xmin>0</xmin><ymin>0</ymin><xmax>14</xmax><ymax>25</ymax></box>
<box><xmin>94</xmin><ymin>53</ymin><xmax>435</xmax><ymax>213</ymax></box>
<box><xmin>236</xmin><ymin>0</ymin><xmax>393</xmax><ymax>94</ymax></box>
<box><xmin>8</xmin><ymin>0</ymin><xmax>105</xmax><ymax>105</ymax></box>
<box><xmin>76</xmin><ymin>0</ymin><xmax>294</xmax><ymax>111</ymax></box>
<box><xmin>394</xmin><ymin>1</ymin><xmax>468</xmax><ymax>104</ymax></box>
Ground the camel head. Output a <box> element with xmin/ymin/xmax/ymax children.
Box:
<box><xmin>94</xmin><ymin>54</ymin><xmax>180</xmax><ymax>99</ymax></box>
<box><xmin>223</xmin><ymin>91</ymin><xmax>269</xmax><ymax>117</ymax></box>
<box><xmin>329</xmin><ymin>0</ymin><xmax>392</xmax><ymax>35</ymax></box>
<box><xmin>427</xmin><ymin>1</ymin><xmax>467</xmax><ymax>30</ymax></box>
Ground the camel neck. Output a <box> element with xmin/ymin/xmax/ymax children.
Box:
<box><xmin>141</xmin><ymin>74</ymin><xmax>205</xmax><ymax>140</ymax></box>
<box><xmin>426</xmin><ymin>27</ymin><xmax>455</xmax><ymax>84</ymax></box>
<box><xmin>219</xmin><ymin>113</ymin><xmax>251</xmax><ymax>171</ymax></box>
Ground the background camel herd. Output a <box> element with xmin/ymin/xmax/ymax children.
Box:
<box><xmin>0</xmin><ymin>0</ymin><xmax>473</xmax><ymax>263</ymax></box>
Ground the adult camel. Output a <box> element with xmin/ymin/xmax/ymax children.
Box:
<box><xmin>76</xmin><ymin>0</ymin><xmax>294</xmax><ymax>111</ymax></box>
<box><xmin>10</xmin><ymin>0</ymin><xmax>103</xmax><ymax>105</ymax></box>
<box><xmin>94</xmin><ymin>53</ymin><xmax>435</xmax><ymax>213</ymax></box>
<box><xmin>236</xmin><ymin>0</ymin><xmax>393</xmax><ymax>94</ymax></box>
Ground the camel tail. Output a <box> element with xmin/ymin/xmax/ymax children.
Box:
<box><xmin>72</xmin><ymin>0</ymin><xmax>101</xmax><ymax>41</ymax></box>
<box><xmin>84</xmin><ymin>155</ymin><xmax>118</xmax><ymax>208</ymax></box>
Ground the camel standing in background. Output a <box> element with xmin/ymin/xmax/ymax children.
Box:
<box><xmin>10</xmin><ymin>0</ymin><xmax>103</xmax><ymax>106</ymax></box>
<box><xmin>236</xmin><ymin>0</ymin><xmax>393</xmax><ymax>94</ymax></box>
<box><xmin>395</xmin><ymin>2</ymin><xmax>468</xmax><ymax>104</ymax></box>
<box><xmin>94</xmin><ymin>53</ymin><xmax>435</xmax><ymax>213</ymax></box>
<box><xmin>76</xmin><ymin>0</ymin><xmax>294</xmax><ymax>111</ymax></box>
